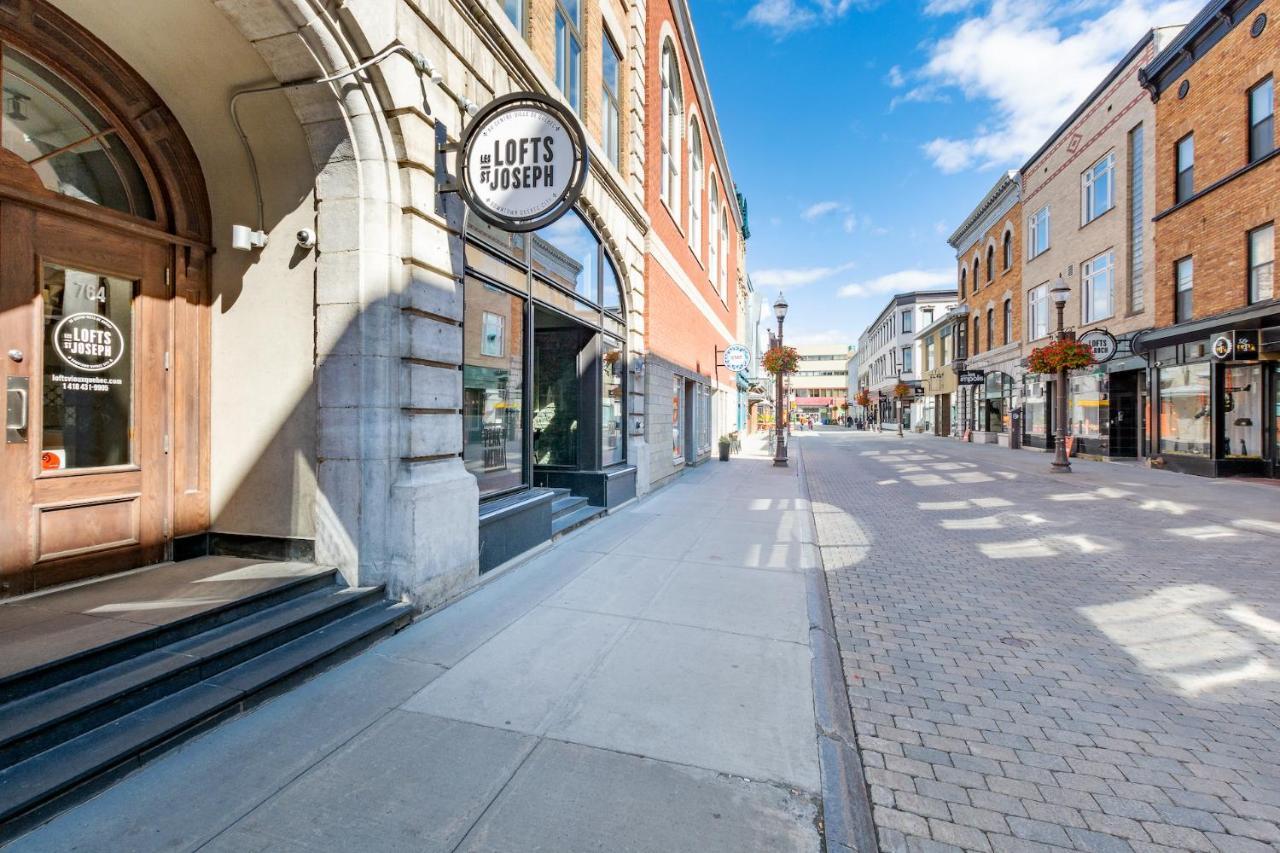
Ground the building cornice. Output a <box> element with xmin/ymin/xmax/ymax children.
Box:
<box><xmin>1140</xmin><ymin>0</ymin><xmax>1262</xmax><ymax>98</ymax></box>
<box><xmin>947</xmin><ymin>171</ymin><xmax>1020</xmax><ymax>251</ymax></box>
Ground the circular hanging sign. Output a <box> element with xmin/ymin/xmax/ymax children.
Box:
<box><xmin>1078</xmin><ymin>329</ymin><xmax>1117</xmax><ymax>363</ymax></box>
<box><xmin>1212</xmin><ymin>334</ymin><xmax>1234</xmax><ymax>359</ymax></box>
<box><xmin>458</xmin><ymin>92</ymin><xmax>589</xmax><ymax>233</ymax></box>
<box><xmin>723</xmin><ymin>344</ymin><xmax>751</xmax><ymax>374</ymax></box>
<box><xmin>52</xmin><ymin>312</ymin><xmax>125</xmax><ymax>372</ymax></box>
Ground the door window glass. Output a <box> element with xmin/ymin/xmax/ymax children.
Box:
<box><xmin>40</xmin><ymin>265</ymin><xmax>133</xmax><ymax>470</ymax></box>
<box><xmin>1</xmin><ymin>47</ymin><xmax>154</xmax><ymax>218</ymax></box>
<box><xmin>463</xmin><ymin>278</ymin><xmax>525</xmax><ymax>497</ymax></box>
<box><xmin>1223</xmin><ymin>365</ymin><xmax>1261</xmax><ymax>458</ymax></box>
<box><xmin>602</xmin><ymin>339</ymin><xmax>624</xmax><ymax>466</ymax></box>
<box><xmin>672</xmin><ymin>377</ymin><xmax>684</xmax><ymax>462</ymax></box>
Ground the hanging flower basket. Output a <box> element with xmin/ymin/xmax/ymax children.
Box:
<box><xmin>1028</xmin><ymin>339</ymin><xmax>1094</xmax><ymax>374</ymax></box>
<box><xmin>762</xmin><ymin>345</ymin><xmax>799</xmax><ymax>376</ymax></box>
<box><xmin>892</xmin><ymin>382</ymin><xmax>913</xmax><ymax>401</ymax></box>
<box><xmin>854</xmin><ymin>388</ymin><xmax>871</xmax><ymax>408</ymax></box>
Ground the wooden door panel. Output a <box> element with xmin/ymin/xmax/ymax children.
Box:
<box><xmin>1</xmin><ymin>203</ymin><xmax>170</xmax><ymax>595</ymax></box>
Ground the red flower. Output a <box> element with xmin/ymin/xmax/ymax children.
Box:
<box><xmin>1028</xmin><ymin>339</ymin><xmax>1095</xmax><ymax>374</ymax></box>
<box><xmin>762</xmin><ymin>345</ymin><xmax>800</xmax><ymax>376</ymax></box>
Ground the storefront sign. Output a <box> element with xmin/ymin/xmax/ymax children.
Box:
<box><xmin>1211</xmin><ymin>330</ymin><xmax>1261</xmax><ymax>360</ymax></box>
<box><xmin>459</xmin><ymin>92</ymin><xmax>589</xmax><ymax>232</ymax></box>
<box><xmin>722</xmin><ymin>344</ymin><xmax>751</xmax><ymax>374</ymax></box>
<box><xmin>913</xmin><ymin>385</ymin><xmax>925</xmax><ymax>397</ymax></box>
<box><xmin>52</xmin><ymin>312</ymin><xmax>125</xmax><ymax>373</ymax></box>
<box><xmin>1079</xmin><ymin>329</ymin><xmax>1117</xmax><ymax>363</ymax></box>
<box><xmin>958</xmin><ymin>370</ymin><xmax>985</xmax><ymax>386</ymax></box>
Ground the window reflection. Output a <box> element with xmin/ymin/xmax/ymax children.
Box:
<box><xmin>603</xmin><ymin>257</ymin><xmax>623</xmax><ymax>314</ymax></box>
<box><xmin>463</xmin><ymin>279</ymin><xmax>525</xmax><ymax>497</ymax></box>
<box><xmin>532</xmin><ymin>210</ymin><xmax>598</xmax><ymax>302</ymax></box>
<box><xmin>1</xmin><ymin>46</ymin><xmax>154</xmax><ymax>218</ymax></box>
<box><xmin>602</xmin><ymin>339</ymin><xmax>624</xmax><ymax>466</ymax></box>
<box><xmin>1158</xmin><ymin>364</ymin><xmax>1211</xmax><ymax>457</ymax></box>
<box><xmin>1223</xmin><ymin>365</ymin><xmax>1261</xmax><ymax>458</ymax></box>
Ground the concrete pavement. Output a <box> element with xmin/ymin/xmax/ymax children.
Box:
<box><xmin>6</xmin><ymin>438</ymin><xmax>842</xmax><ymax>852</ymax></box>
<box><xmin>801</xmin><ymin>428</ymin><xmax>1280</xmax><ymax>853</ymax></box>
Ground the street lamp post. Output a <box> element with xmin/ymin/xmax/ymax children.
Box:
<box><xmin>896</xmin><ymin>368</ymin><xmax>904</xmax><ymax>437</ymax></box>
<box><xmin>773</xmin><ymin>293</ymin><xmax>789</xmax><ymax>467</ymax></box>
<box><xmin>1050</xmin><ymin>277</ymin><xmax>1073</xmax><ymax>473</ymax></box>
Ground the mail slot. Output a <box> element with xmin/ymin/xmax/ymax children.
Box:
<box><xmin>6</xmin><ymin>375</ymin><xmax>29</xmax><ymax>444</ymax></box>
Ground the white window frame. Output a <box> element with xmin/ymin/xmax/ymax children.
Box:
<box><xmin>707</xmin><ymin>178</ymin><xmax>719</xmax><ymax>287</ymax></box>
<box><xmin>688</xmin><ymin>121</ymin><xmax>703</xmax><ymax>259</ymax></box>
<box><xmin>659</xmin><ymin>41</ymin><xmax>682</xmax><ymax>217</ymax></box>
<box><xmin>1081</xmin><ymin>152</ymin><xmax>1115</xmax><ymax>225</ymax></box>
<box><xmin>601</xmin><ymin>31</ymin><xmax>622</xmax><ymax>166</ymax></box>
<box><xmin>1028</xmin><ymin>284</ymin><xmax>1049</xmax><ymax>341</ymax></box>
<box><xmin>1081</xmin><ymin>250</ymin><xmax>1115</xmax><ymax>324</ymax></box>
<box><xmin>1028</xmin><ymin>206</ymin><xmax>1050</xmax><ymax>258</ymax></box>
<box><xmin>719</xmin><ymin>210</ymin><xmax>729</xmax><ymax>296</ymax></box>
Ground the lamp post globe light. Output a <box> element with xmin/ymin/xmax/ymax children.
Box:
<box><xmin>773</xmin><ymin>292</ymin><xmax>789</xmax><ymax>467</ymax></box>
<box><xmin>1050</xmin><ymin>276</ymin><xmax>1073</xmax><ymax>473</ymax></box>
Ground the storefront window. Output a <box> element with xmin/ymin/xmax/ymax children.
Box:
<box><xmin>1222</xmin><ymin>364</ymin><xmax>1262</xmax><ymax>458</ymax></box>
<box><xmin>698</xmin><ymin>385</ymin><xmax>712</xmax><ymax>454</ymax></box>
<box><xmin>1024</xmin><ymin>379</ymin><xmax>1047</xmax><ymax>437</ymax></box>
<box><xmin>602</xmin><ymin>340</ymin><xmax>624</xmax><ymax>466</ymax></box>
<box><xmin>1070</xmin><ymin>374</ymin><xmax>1105</xmax><ymax>440</ymax></box>
<box><xmin>982</xmin><ymin>372</ymin><xmax>1009</xmax><ymax>433</ymax></box>
<box><xmin>532</xmin><ymin>211</ymin><xmax>598</xmax><ymax>302</ymax></box>
<box><xmin>464</xmin><ymin>279</ymin><xmax>525</xmax><ymax>497</ymax></box>
<box><xmin>40</xmin><ymin>265</ymin><xmax>133</xmax><ymax>470</ymax></box>
<box><xmin>672</xmin><ymin>377</ymin><xmax>684</xmax><ymax>463</ymax></box>
<box><xmin>1158</xmin><ymin>363</ymin><xmax>1210</xmax><ymax>457</ymax></box>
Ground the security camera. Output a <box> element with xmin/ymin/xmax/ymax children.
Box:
<box><xmin>296</xmin><ymin>228</ymin><xmax>317</xmax><ymax>249</ymax></box>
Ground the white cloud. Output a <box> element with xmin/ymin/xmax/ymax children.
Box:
<box><xmin>842</xmin><ymin>214</ymin><xmax>858</xmax><ymax>234</ymax></box>
<box><xmin>886</xmin><ymin>65</ymin><xmax>906</xmax><ymax>88</ymax></box>
<box><xmin>745</xmin><ymin>0</ymin><xmax>876</xmax><ymax>35</ymax></box>
<box><xmin>924</xmin><ymin>0</ymin><xmax>979</xmax><ymax>14</ymax></box>
<box><xmin>754</xmin><ymin>261</ymin><xmax>858</xmax><ymax>289</ymax></box>
<box><xmin>837</xmin><ymin>268</ymin><xmax>954</xmax><ymax>298</ymax></box>
<box><xmin>802</xmin><ymin>200</ymin><xmax>844</xmax><ymax>220</ymax></box>
<box><xmin>915</xmin><ymin>0</ymin><xmax>1200</xmax><ymax>173</ymax></box>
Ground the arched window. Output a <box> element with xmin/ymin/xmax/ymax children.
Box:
<box><xmin>659</xmin><ymin>41</ymin><xmax>682</xmax><ymax>215</ymax></box>
<box><xmin>986</xmin><ymin>245</ymin><xmax>994</xmax><ymax>282</ymax></box>
<box><xmin>973</xmin><ymin>258</ymin><xmax>980</xmax><ymax>291</ymax></box>
<box><xmin>1</xmin><ymin>45</ymin><xmax>154</xmax><ymax>218</ymax></box>
<box><xmin>719</xmin><ymin>209</ymin><xmax>729</xmax><ymax>295</ymax></box>
<box><xmin>688</xmin><ymin>121</ymin><xmax>703</xmax><ymax>254</ymax></box>
<box><xmin>1002</xmin><ymin>231</ymin><xmax>1012</xmax><ymax>270</ymax></box>
<box><xmin>986</xmin><ymin>308</ymin><xmax>994</xmax><ymax>347</ymax></box>
<box><xmin>973</xmin><ymin>315</ymin><xmax>981</xmax><ymax>353</ymax></box>
<box><xmin>707</xmin><ymin>179</ymin><xmax>719</xmax><ymax>285</ymax></box>
<box><xmin>1003</xmin><ymin>299</ymin><xmax>1011</xmax><ymax>345</ymax></box>
<box><xmin>960</xmin><ymin>267</ymin><xmax>967</xmax><ymax>299</ymax></box>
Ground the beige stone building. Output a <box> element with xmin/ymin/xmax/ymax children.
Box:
<box><xmin>1020</xmin><ymin>26</ymin><xmax>1182</xmax><ymax>458</ymax></box>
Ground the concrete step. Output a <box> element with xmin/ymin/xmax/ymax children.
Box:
<box><xmin>551</xmin><ymin>503</ymin><xmax>605</xmax><ymax>537</ymax></box>
<box><xmin>0</xmin><ymin>599</ymin><xmax>411</xmax><ymax>840</ymax></box>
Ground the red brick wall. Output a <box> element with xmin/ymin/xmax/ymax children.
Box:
<box><xmin>1153</xmin><ymin>1</ymin><xmax>1279</xmax><ymax>326</ymax></box>
<box><xmin>644</xmin><ymin>1</ymin><xmax>739</xmax><ymax>387</ymax></box>
<box><xmin>957</xmin><ymin>203</ymin><xmax>1023</xmax><ymax>355</ymax></box>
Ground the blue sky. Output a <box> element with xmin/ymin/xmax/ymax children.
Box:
<box><xmin>692</xmin><ymin>0</ymin><xmax>1202</xmax><ymax>348</ymax></box>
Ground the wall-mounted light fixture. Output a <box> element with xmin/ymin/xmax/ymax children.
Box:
<box><xmin>231</xmin><ymin>224</ymin><xmax>268</xmax><ymax>252</ymax></box>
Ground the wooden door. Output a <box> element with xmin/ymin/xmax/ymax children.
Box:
<box><xmin>1</xmin><ymin>202</ymin><xmax>169</xmax><ymax>596</ymax></box>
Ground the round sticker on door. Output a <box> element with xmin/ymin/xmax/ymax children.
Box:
<box><xmin>459</xmin><ymin>93</ymin><xmax>589</xmax><ymax>232</ymax></box>
<box><xmin>52</xmin><ymin>312</ymin><xmax>125</xmax><ymax>372</ymax></box>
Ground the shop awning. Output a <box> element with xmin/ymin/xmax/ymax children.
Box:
<box><xmin>794</xmin><ymin>397</ymin><xmax>836</xmax><ymax>407</ymax></box>
<box><xmin>1133</xmin><ymin>302</ymin><xmax>1280</xmax><ymax>353</ymax></box>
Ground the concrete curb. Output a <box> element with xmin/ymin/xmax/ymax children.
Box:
<box><xmin>794</xmin><ymin>440</ymin><xmax>879</xmax><ymax>853</ymax></box>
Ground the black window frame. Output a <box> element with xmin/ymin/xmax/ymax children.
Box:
<box><xmin>986</xmin><ymin>245</ymin><xmax>994</xmax><ymax>282</ymax></box>
<box><xmin>1002</xmin><ymin>231</ymin><xmax>1012</xmax><ymax>270</ymax></box>
<box><xmin>1249</xmin><ymin>76</ymin><xmax>1275</xmax><ymax>163</ymax></box>
<box><xmin>1002</xmin><ymin>299</ymin><xmax>1011</xmax><ymax>345</ymax></box>
<box><xmin>1175</xmin><ymin>133</ymin><xmax>1194</xmax><ymax>204</ymax></box>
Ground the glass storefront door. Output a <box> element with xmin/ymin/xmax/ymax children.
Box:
<box><xmin>1222</xmin><ymin>364</ymin><xmax>1262</xmax><ymax>459</ymax></box>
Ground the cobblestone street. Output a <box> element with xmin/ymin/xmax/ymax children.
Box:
<box><xmin>800</xmin><ymin>430</ymin><xmax>1280</xmax><ymax>853</ymax></box>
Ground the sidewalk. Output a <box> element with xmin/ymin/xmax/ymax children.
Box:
<box><xmin>7</xmin><ymin>438</ymin><xmax>843</xmax><ymax>852</ymax></box>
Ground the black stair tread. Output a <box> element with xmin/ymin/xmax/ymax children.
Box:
<box><xmin>551</xmin><ymin>495</ymin><xmax>588</xmax><ymax>515</ymax></box>
<box><xmin>0</xmin><ymin>567</ymin><xmax>339</xmax><ymax>700</ymax></box>
<box><xmin>0</xmin><ymin>586</ymin><xmax>378</xmax><ymax>750</ymax></box>
<box><xmin>552</xmin><ymin>504</ymin><xmax>604</xmax><ymax>536</ymax></box>
<box><xmin>0</xmin><ymin>602</ymin><xmax>411</xmax><ymax>824</ymax></box>
<box><xmin>0</xmin><ymin>681</ymin><xmax>242</xmax><ymax>823</ymax></box>
<box><xmin>206</xmin><ymin>601</ymin><xmax>412</xmax><ymax>694</ymax></box>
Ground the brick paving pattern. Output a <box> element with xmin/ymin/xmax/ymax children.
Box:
<box><xmin>801</xmin><ymin>432</ymin><xmax>1280</xmax><ymax>853</ymax></box>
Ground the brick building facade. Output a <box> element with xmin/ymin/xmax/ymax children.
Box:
<box><xmin>1137</xmin><ymin>0</ymin><xmax>1279</xmax><ymax>477</ymax></box>
<box><xmin>641</xmin><ymin>0</ymin><xmax>745</xmax><ymax>491</ymax></box>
